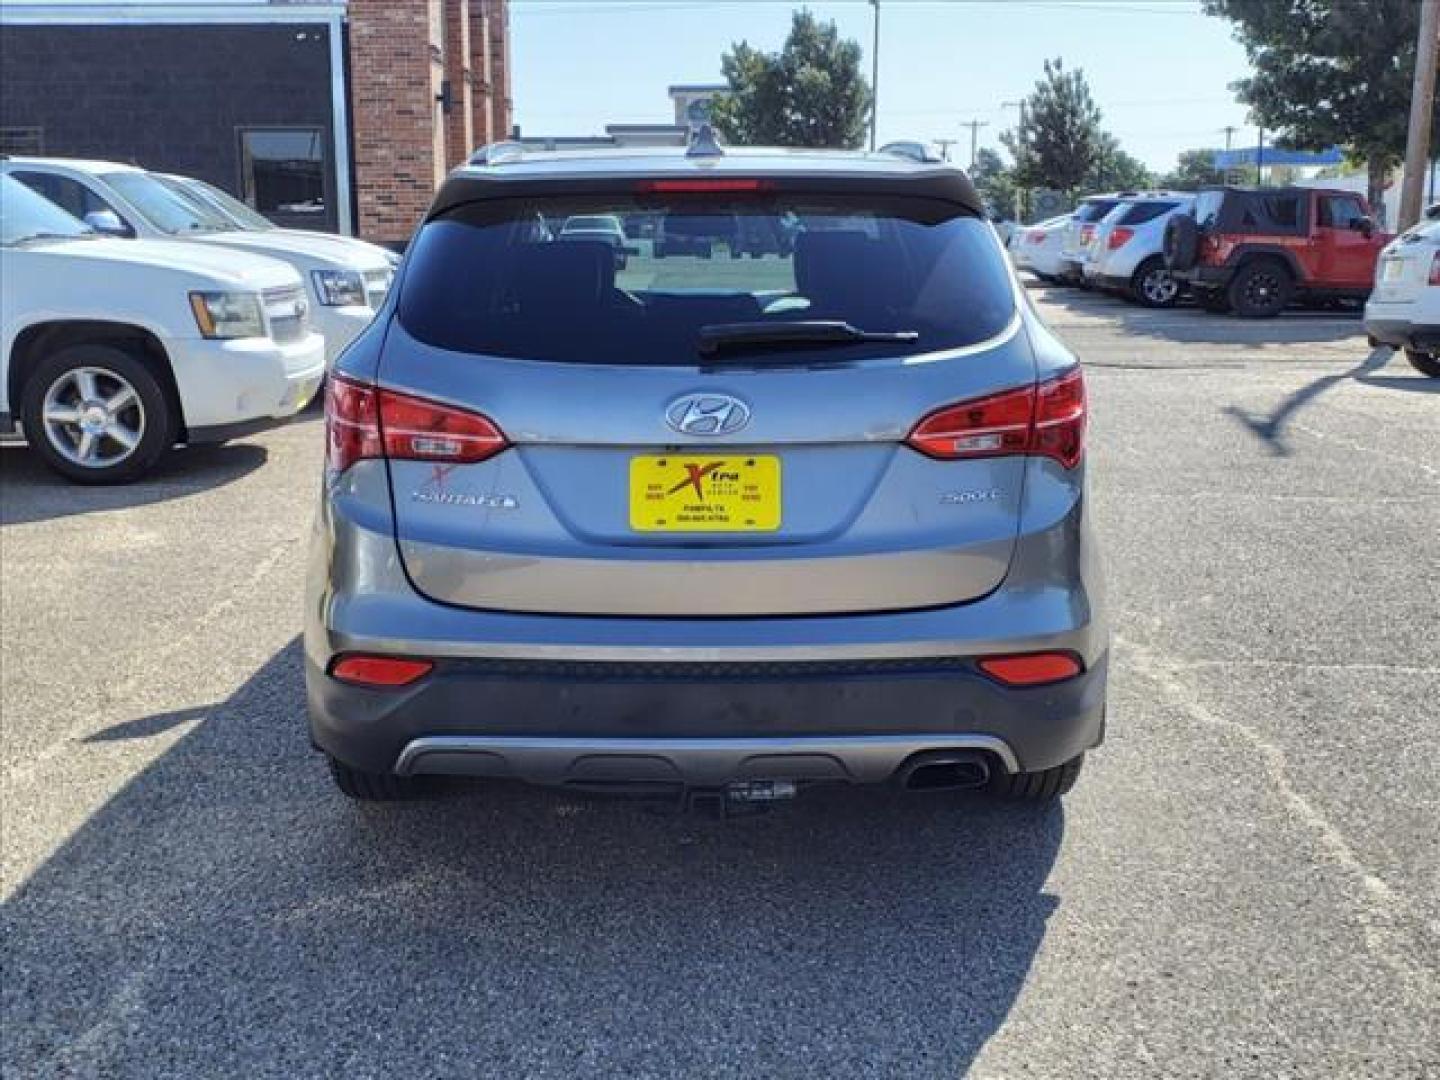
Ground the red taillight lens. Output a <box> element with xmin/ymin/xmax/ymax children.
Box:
<box><xmin>325</xmin><ymin>374</ymin><xmax>508</xmax><ymax>474</ymax></box>
<box><xmin>325</xmin><ymin>375</ymin><xmax>383</xmax><ymax>475</ymax></box>
<box><xmin>1107</xmin><ymin>227</ymin><xmax>1134</xmax><ymax>250</ymax></box>
<box><xmin>1080</xmin><ymin>224</ymin><xmax>1095</xmax><ymax>244</ymax></box>
<box><xmin>1429</xmin><ymin>252</ymin><xmax>1440</xmax><ymax>286</ymax></box>
<box><xmin>330</xmin><ymin>655</ymin><xmax>434</xmax><ymax>688</ymax></box>
<box><xmin>906</xmin><ymin>367</ymin><xmax>1086</xmax><ymax>469</ymax></box>
<box><xmin>1026</xmin><ymin>230</ymin><xmax>1047</xmax><ymax>245</ymax></box>
<box><xmin>978</xmin><ymin>652</ymin><xmax>1083</xmax><ymax>687</ymax></box>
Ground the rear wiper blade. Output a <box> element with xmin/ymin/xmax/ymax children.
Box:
<box><xmin>697</xmin><ymin>320</ymin><xmax>919</xmax><ymax>357</ymax></box>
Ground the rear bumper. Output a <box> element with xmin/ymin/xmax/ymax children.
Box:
<box><xmin>1174</xmin><ymin>264</ymin><xmax>1230</xmax><ymax>290</ymax></box>
<box><xmin>308</xmin><ymin>653</ymin><xmax>1108</xmax><ymax>783</ymax></box>
<box><xmin>1364</xmin><ymin>314</ymin><xmax>1440</xmax><ymax>351</ymax></box>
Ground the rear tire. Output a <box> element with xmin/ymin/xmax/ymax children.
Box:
<box><xmin>1228</xmin><ymin>259</ymin><xmax>1293</xmax><ymax>318</ymax></box>
<box><xmin>328</xmin><ymin>756</ymin><xmax>427</xmax><ymax>801</ymax></box>
<box><xmin>1130</xmin><ymin>257</ymin><xmax>1181</xmax><ymax>308</ymax></box>
<box><xmin>1406</xmin><ymin>349</ymin><xmax>1440</xmax><ymax>378</ymax></box>
<box><xmin>991</xmin><ymin>754</ymin><xmax>1084</xmax><ymax>801</ymax></box>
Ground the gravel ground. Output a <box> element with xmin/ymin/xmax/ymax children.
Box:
<box><xmin>2</xmin><ymin>287</ymin><xmax>1437</xmax><ymax>1078</ymax></box>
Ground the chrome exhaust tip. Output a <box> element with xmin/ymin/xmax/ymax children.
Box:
<box><xmin>897</xmin><ymin>752</ymin><xmax>992</xmax><ymax>792</ymax></box>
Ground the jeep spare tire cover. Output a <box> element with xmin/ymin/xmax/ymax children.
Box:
<box><xmin>1164</xmin><ymin>214</ymin><xmax>1199</xmax><ymax>271</ymax></box>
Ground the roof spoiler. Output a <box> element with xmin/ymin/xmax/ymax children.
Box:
<box><xmin>878</xmin><ymin>141</ymin><xmax>944</xmax><ymax>165</ymax></box>
<box><xmin>467</xmin><ymin>141</ymin><xmax>525</xmax><ymax>166</ymax></box>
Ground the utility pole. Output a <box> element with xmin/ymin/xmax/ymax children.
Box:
<box><xmin>869</xmin><ymin>0</ymin><xmax>880</xmax><ymax>151</ymax></box>
<box><xmin>1399</xmin><ymin>0</ymin><xmax>1440</xmax><ymax>229</ymax></box>
<box><xmin>1222</xmin><ymin>125</ymin><xmax>1236</xmax><ymax>152</ymax></box>
<box><xmin>959</xmin><ymin>119</ymin><xmax>990</xmax><ymax>169</ymax></box>
<box><xmin>1256</xmin><ymin>127</ymin><xmax>1265</xmax><ymax>186</ymax></box>
<box><xmin>1001</xmin><ymin>99</ymin><xmax>1028</xmax><ymax>221</ymax></box>
<box><xmin>934</xmin><ymin>138</ymin><xmax>957</xmax><ymax>163</ymax></box>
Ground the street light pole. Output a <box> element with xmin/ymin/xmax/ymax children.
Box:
<box><xmin>869</xmin><ymin>0</ymin><xmax>880</xmax><ymax>151</ymax></box>
<box><xmin>1399</xmin><ymin>0</ymin><xmax>1440</xmax><ymax>229</ymax></box>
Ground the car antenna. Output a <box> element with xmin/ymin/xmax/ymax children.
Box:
<box><xmin>687</xmin><ymin>124</ymin><xmax>725</xmax><ymax>159</ymax></box>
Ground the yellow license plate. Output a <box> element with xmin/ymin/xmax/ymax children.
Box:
<box><xmin>629</xmin><ymin>455</ymin><xmax>781</xmax><ymax>532</ymax></box>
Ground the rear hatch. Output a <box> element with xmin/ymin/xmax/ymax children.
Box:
<box><xmin>1371</xmin><ymin>223</ymin><xmax>1438</xmax><ymax>305</ymax></box>
<box><xmin>374</xmin><ymin>186</ymin><xmax>1037</xmax><ymax>617</ymax></box>
<box><xmin>1063</xmin><ymin>198</ymin><xmax>1120</xmax><ymax>261</ymax></box>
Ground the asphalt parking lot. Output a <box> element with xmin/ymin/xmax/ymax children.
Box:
<box><xmin>2</xmin><ymin>286</ymin><xmax>1437</xmax><ymax>1078</ymax></box>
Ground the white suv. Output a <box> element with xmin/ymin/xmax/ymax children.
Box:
<box><xmin>1083</xmin><ymin>193</ymin><xmax>1195</xmax><ymax>307</ymax></box>
<box><xmin>1</xmin><ymin>174</ymin><xmax>324</xmax><ymax>483</ymax></box>
<box><xmin>1366</xmin><ymin>213</ymin><xmax>1440</xmax><ymax>377</ymax></box>
<box><xmin>4</xmin><ymin>158</ymin><xmax>394</xmax><ymax>366</ymax></box>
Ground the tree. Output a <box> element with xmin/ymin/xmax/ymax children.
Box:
<box><xmin>1000</xmin><ymin>58</ymin><xmax>1105</xmax><ymax>194</ymax></box>
<box><xmin>1204</xmin><ymin>0</ymin><xmax>1439</xmax><ymax>215</ymax></box>
<box><xmin>1161</xmin><ymin>148</ymin><xmax>1224</xmax><ymax>190</ymax></box>
<box><xmin>970</xmin><ymin>147</ymin><xmax>1018</xmax><ymax>219</ymax></box>
<box><xmin>710</xmin><ymin>11</ymin><xmax>871</xmax><ymax>149</ymax></box>
<box><xmin>1084</xmin><ymin>133</ymin><xmax>1152</xmax><ymax>193</ymax></box>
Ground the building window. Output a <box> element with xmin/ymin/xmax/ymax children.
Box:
<box><xmin>0</xmin><ymin>127</ymin><xmax>43</xmax><ymax>155</ymax></box>
<box><xmin>238</xmin><ymin>128</ymin><xmax>327</xmax><ymax>219</ymax></box>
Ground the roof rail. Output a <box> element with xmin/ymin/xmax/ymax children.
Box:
<box><xmin>686</xmin><ymin>124</ymin><xmax>724</xmax><ymax>158</ymax></box>
<box><xmin>877</xmin><ymin>140</ymin><xmax>942</xmax><ymax>165</ymax></box>
<box><xmin>467</xmin><ymin>141</ymin><xmax>525</xmax><ymax>166</ymax></box>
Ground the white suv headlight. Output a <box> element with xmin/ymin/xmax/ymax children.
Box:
<box><xmin>312</xmin><ymin>268</ymin><xmax>368</xmax><ymax>307</ymax></box>
<box><xmin>189</xmin><ymin>291</ymin><xmax>265</xmax><ymax>339</ymax></box>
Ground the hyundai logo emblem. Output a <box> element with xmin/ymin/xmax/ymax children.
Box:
<box><xmin>665</xmin><ymin>393</ymin><xmax>751</xmax><ymax>436</ymax></box>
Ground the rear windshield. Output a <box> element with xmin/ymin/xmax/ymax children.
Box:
<box><xmin>1074</xmin><ymin>199</ymin><xmax>1120</xmax><ymax>223</ymax></box>
<box><xmin>397</xmin><ymin>195</ymin><xmax>1016</xmax><ymax>364</ymax></box>
<box><xmin>1118</xmin><ymin>201</ymin><xmax>1180</xmax><ymax>226</ymax></box>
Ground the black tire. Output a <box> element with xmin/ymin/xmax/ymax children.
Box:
<box><xmin>991</xmin><ymin>754</ymin><xmax>1084</xmax><ymax>802</ymax></box>
<box><xmin>1406</xmin><ymin>349</ymin><xmax>1440</xmax><ymax>378</ymax></box>
<box><xmin>1228</xmin><ymin>259</ymin><xmax>1293</xmax><ymax>319</ymax></box>
<box><xmin>1196</xmin><ymin>289</ymin><xmax>1232</xmax><ymax>314</ymax></box>
<box><xmin>1129</xmin><ymin>256</ymin><xmax>1181</xmax><ymax>308</ymax></box>
<box><xmin>20</xmin><ymin>343</ymin><xmax>174</xmax><ymax>485</ymax></box>
<box><xmin>1163</xmin><ymin>214</ymin><xmax>1199</xmax><ymax>271</ymax></box>
<box><xmin>327</xmin><ymin>756</ymin><xmax>427</xmax><ymax>801</ymax></box>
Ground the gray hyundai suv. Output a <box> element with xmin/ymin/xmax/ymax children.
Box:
<box><xmin>305</xmin><ymin>138</ymin><xmax>1107</xmax><ymax>806</ymax></box>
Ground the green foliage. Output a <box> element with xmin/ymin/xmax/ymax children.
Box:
<box><xmin>971</xmin><ymin>147</ymin><xmax>1018</xmax><ymax>219</ymax></box>
<box><xmin>1000</xmin><ymin>58</ymin><xmax>1105</xmax><ymax>194</ymax></box>
<box><xmin>710</xmin><ymin>10</ymin><xmax>872</xmax><ymax>149</ymax></box>
<box><xmin>1160</xmin><ymin>149</ymin><xmax>1225</xmax><ymax>190</ymax></box>
<box><xmin>1204</xmin><ymin>0</ymin><xmax>1436</xmax><ymax>207</ymax></box>
<box><xmin>1084</xmin><ymin>133</ymin><xmax>1153</xmax><ymax>193</ymax></box>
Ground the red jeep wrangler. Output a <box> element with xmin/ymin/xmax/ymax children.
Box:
<box><xmin>1165</xmin><ymin>186</ymin><xmax>1392</xmax><ymax>317</ymax></box>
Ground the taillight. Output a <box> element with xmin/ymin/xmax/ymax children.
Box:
<box><xmin>639</xmin><ymin>178</ymin><xmax>773</xmax><ymax>193</ymax></box>
<box><xmin>325</xmin><ymin>374</ymin><xmax>508</xmax><ymax>475</ymax></box>
<box><xmin>1429</xmin><ymin>252</ymin><xmax>1440</xmax><ymax>285</ymax></box>
<box><xmin>330</xmin><ymin>654</ymin><xmax>434</xmax><ymax>688</ymax></box>
<box><xmin>906</xmin><ymin>367</ymin><xmax>1086</xmax><ymax>469</ymax></box>
<box><xmin>978</xmin><ymin>652</ymin><xmax>1083</xmax><ymax>687</ymax></box>
<box><xmin>1080</xmin><ymin>224</ymin><xmax>1096</xmax><ymax>244</ymax></box>
<box><xmin>1107</xmin><ymin>227</ymin><xmax>1134</xmax><ymax>250</ymax></box>
<box><xmin>1026</xmin><ymin>230</ymin><xmax>1047</xmax><ymax>245</ymax></box>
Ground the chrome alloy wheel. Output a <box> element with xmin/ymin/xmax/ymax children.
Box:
<box><xmin>1139</xmin><ymin>265</ymin><xmax>1179</xmax><ymax>305</ymax></box>
<box><xmin>40</xmin><ymin>366</ymin><xmax>147</xmax><ymax>469</ymax></box>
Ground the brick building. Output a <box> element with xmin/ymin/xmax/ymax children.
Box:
<box><xmin>0</xmin><ymin>1</ymin><xmax>512</xmax><ymax>245</ymax></box>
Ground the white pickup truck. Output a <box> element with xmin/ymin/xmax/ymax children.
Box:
<box><xmin>1</xmin><ymin>174</ymin><xmax>325</xmax><ymax>483</ymax></box>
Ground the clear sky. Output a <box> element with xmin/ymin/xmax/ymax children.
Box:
<box><xmin>509</xmin><ymin>0</ymin><xmax>1260</xmax><ymax>173</ymax></box>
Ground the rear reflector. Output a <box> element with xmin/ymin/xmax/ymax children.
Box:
<box><xmin>639</xmin><ymin>178</ymin><xmax>774</xmax><ymax>193</ymax></box>
<box><xmin>325</xmin><ymin>374</ymin><xmax>508</xmax><ymax>474</ymax></box>
<box><xmin>978</xmin><ymin>653</ymin><xmax>1083</xmax><ymax>687</ymax></box>
<box><xmin>906</xmin><ymin>366</ymin><xmax>1087</xmax><ymax>469</ymax></box>
<box><xmin>330</xmin><ymin>655</ymin><xmax>434</xmax><ymax>688</ymax></box>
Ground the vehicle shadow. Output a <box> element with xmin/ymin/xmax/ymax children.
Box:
<box><xmin>3</xmin><ymin>640</ymin><xmax>1064</xmax><ymax>1078</ymax></box>
<box><xmin>1223</xmin><ymin>346</ymin><xmax>1396</xmax><ymax>455</ymax></box>
<box><xmin>1034</xmin><ymin>283</ymin><xmax>1366</xmax><ymax>346</ymax></box>
<box><xmin>1</xmin><ymin>441</ymin><xmax>270</xmax><ymax>527</ymax></box>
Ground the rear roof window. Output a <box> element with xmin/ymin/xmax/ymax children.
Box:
<box><xmin>1074</xmin><ymin>199</ymin><xmax>1120</xmax><ymax>223</ymax></box>
<box><xmin>1119</xmin><ymin>201</ymin><xmax>1180</xmax><ymax>226</ymax></box>
<box><xmin>397</xmin><ymin>194</ymin><xmax>1016</xmax><ymax>364</ymax></box>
